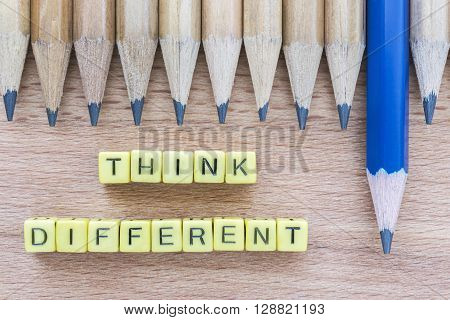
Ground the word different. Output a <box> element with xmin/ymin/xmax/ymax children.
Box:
<box><xmin>99</xmin><ymin>151</ymin><xmax>257</xmax><ymax>184</ymax></box>
<box><xmin>24</xmin><ymin>217</ymin><xmax>308</xmax><ymax>253</ymax></box>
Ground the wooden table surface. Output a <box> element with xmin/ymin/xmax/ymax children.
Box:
<box><xmin>1</xmin><ymin>46</ymin><xmax>449</xmax><ymax>300</ymax></box>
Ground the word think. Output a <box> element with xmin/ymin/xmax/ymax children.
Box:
<box><xmin>24</xmin><ymin>217</ymin><xmax>308</xmax><ymax>253</ymax></box>
<box><xmin>99</xmin><ymin>151</ymin><xmax>257</xmax><ymax>184</ymax></box>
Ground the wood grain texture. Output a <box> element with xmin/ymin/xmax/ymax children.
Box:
<box><xmin>1</xmin><ymin>45</ymin><xmax>450</xmax><ymax>299</ymax></box>
<box><xmin>117</xmin><ymin>0</ymin><xmax>158</xmax><ymax>41</ymax></box>
<box><xmin>283</xmin><ymin>0</ymin><xmax>324</xmax><ymax>46</ymax></box>
<box><xmin>73</xmin><ymin>0</ymin><xmax>115</xmax><ymax>41</ymax></box>
<box><xmin>0</xmin><ymin>0</ymin><xmax>30</xmax><ymax>34</ymax></box>
<box><xmin>202</xmin><ymin>0</ymin><xmax>242</xmax><ymax>39</ymax></box>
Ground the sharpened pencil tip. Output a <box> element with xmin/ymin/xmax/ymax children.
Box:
<box><xmin>173</xmin><ymin>100</ymin><xmax>186</xmax><ymax>126</ymax></box>
<box><xmin>131</xmin><ymin>98</ymin><xmax>144</xmax><ymax>126</ymax></box>
<box><xmin>258</xmin><ymin>102</ymin><xmax>269</xmax><ymax>122</ymax></box>
<box><xmin>295</xmin><ymin>103</ymin><xmax>309</xmax><ymax>130</ymax></box>
<box><xmin>88</xmin><ymin>102</ymin><xmax>101</xmax><ymax>126</ymax></box>
<box><xmin>380</xmin><ymin>229</ymin><xmax>393</xmax><ymax>254</ymax></box>
<box><xmin>3</xmin><ymin>90</ymin><xmax>17</xmax><ymax>121</ymax></box>
<box><xmin>217</xmin><ymin>101</ymin><xmax>229</xmax><ymax>124</ymax></box>
<box><xmin>46</xmin><ymin>108</ymin><xmax>58</xmax><ymax>127</ymax></box>
<box><xmin>423</xmin><ymin>93</ymin><xmax>437</xmax><ymax>125</ymax></box>
<box><xmin>337</xmin><ymin>104</ymin><xmax>352</xmax><ymax>130</ymax></box>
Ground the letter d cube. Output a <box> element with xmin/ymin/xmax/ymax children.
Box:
<box><xmin>24</xmin><ymin>218</ymin><xmax>56</xmax><ymax>252</ymax></box>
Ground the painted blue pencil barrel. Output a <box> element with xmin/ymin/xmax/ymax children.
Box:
<box><xmin>367</xmin><ymin>0</ymin><xmax>409</xmax><ymax>254</ymax></box>
<box><xmin>367</xmin><ymin>0</ymin><xmax>409</xmax><ymax>174</ymax></box>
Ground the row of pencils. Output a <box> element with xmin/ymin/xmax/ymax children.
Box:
<box><xmin>0</xmin><ymin>1</ymin><xmax>447</xmax><ymax>129</ymax></box>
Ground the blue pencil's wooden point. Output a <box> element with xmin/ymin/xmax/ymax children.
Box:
<box><xmin>295</xmin><ymin>103</ymin><xmax>309</xmax><ymax>130</ymax></box>
<box><xmin>173</xmin><ymin>100</ymin><xmax>186</xmax><ymax>126</ymax></box>
<box><xmin>46</xmin><ymin>108</ymin><xmax>58</xmax><ymax>127</ymax></box>
<box><xmin>258</xmin><ymin>102</ymin><xmax>269</xmax><ymax>122</ymax></box>
<box><xmin>423</xmin><ymin>92</ymin><xmax>437</xmax><ymax>125</ymax></box>
<box><xmin>88</xmin><ymin>102</ymin><xmax>101</xmax><ymax>126</ymax></box>
<box><xmin>131</xmin><ymin>98</ymin><xmax>144</xmax><ymax>126</ymax></box>
<box><xmin>217</xmin><ymin>101</ymin><xmax>229</xmax><ymax>124</ymax></box>
<box><xmin>3</xmin><ymin>90</ymin><xmax>17</xmax><ymax>121</ymax></box>
<box><xmin>380</xmin><ymin>229</ymin><xmax>393</xmax><ymax>254</ymax></box>
<box><xmin>337</xmin><ymin>103</ymin><xmax>351</xmax><ymax>130</ymax></box>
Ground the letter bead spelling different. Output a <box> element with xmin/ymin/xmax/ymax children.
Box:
<box><xmin>182</xmin><ymin>218</ymin><xmax>214</xmax><ymax>252</ymax></box>
<box><xmin>56</xmin><ymin>218</ymin><xmax>89</xmax><ymax>253</ymax></box>
<box><xmin>24</xmin><ymin>218</ymin><xmax>57</xmax><ymax>252</ymax></box>
<box><xmin>87</xmin><ymin>219</ymin><xmax>120</xmax><ymax>252</ymax></box>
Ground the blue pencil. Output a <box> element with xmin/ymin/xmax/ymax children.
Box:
<box><xmin>367</xmin><ymin>0</ymin><xmax>409</xmax><ymax>254</ymax></box>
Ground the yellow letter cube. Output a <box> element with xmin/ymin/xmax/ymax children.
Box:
<box><xmin>162</xmin><ymin>151</ymin><xmax>193</xmax><ymax>184</ymax></box>
<box><xmin>151</xmin><ymin>219</ymin><xmax>182</xmax><ymax>252</ymax></box>
<box><xmin>120</xmin><ymin>220</ymin><xmax>151</xmax><ymax>252</ymax></box>
<box><xmin>183</xmin><ymin>218</ymin><xmax>213</xmax><ymax>252</ymax></box>
<box><xmin>213</xmin><ymin>217</ymin><xmax>245</xmax><ymax>251</ymax></box>
<box><xmin>24</xmin><ymin>218</ymin><xmax>56</xmax><ymax>252</ymax></box>
<box><xmin>194</xmin><ymin>150</ymin><xmax>225</xmax><ymax>183</ymax></box>
<box><xmin>99</xmin><ymin>152</ymin><xmax>131</xmax><ymax>184</ymax></box>
<box><xmin>277</xmin><ymin>218</ymin><xmax>308</xmax><ymax>252</ymax></box>
<box><xmin>56</xmin><ymin>218</ymin><xmax>89</xmax><ymax>253</ymax></box>
<box><xmin>225</xmin><ymin>152</ymin><xmax>257</xmax><ymax>184</ymax></box>
<box><xmin>131</xmin><ymin>150</ymin><xmax>162</xmax><ymax>183</ymax></box>
<box><xmin>245</xmin><ymin>218</ymin><xmax>276</xmax><ymax>251</ymax></box>
<box><xmin>88</xmin><ymin>219</ymin><xmax>120</xmax><ymax>252</ymax></box>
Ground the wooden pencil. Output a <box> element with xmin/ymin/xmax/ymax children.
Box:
<box><xmin>283</xmin><ymin>0</ymin><xmax>324</xmax><ymax>130</ymax></box>
<box><xmin>367</xmin><ymin>0</ymin><xmax>409</xmax><ymax>254</ymax></box>
<box><xmin>202</xmin><ymin>0</ymin><xmax>242</xmax><ymax>124</ymax></box>
<box><xmin>411</xmin><ymin>0</ymin><xmax>450</xmax><ymax>125</ymax></box>
<box><xmin>74</xmin><ymin>0</ymin><xmax>115</xmax><ymax>126</ymax></box>
<box><xmin>0</xmin><ymin>0</ymin><xmax>30</xmax><ymax>121</ymax></box>
<box><xmin>160</xmin><ymin>0</ymin><xmax>201</xmax><ymax>126</ymax></box>
<box><xmin>244</xmin><ymin>0</ymin><xmax>282</xmax><ymax>122</ymax></box>
<box><xmin>325</xmin><ymin>0</ymin><xmax>365</xmax><ymax>130</ymax></box>
<box><xmin>117</xmin><ymin>0</ymin><xmax>158</xmax><ymax>126</ymax></box>
<box><xmin>31</xmin><ymin>0</ymin><xmax>73</xmax><ymax>127</ymax></box>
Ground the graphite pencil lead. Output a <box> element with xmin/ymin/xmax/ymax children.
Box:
<box><xmin>258</xmin><ymin>102</ymin><xmax>269</xmax><ymax>122</ymax></box>
<box><xmin>295</xmin><ymin>103</ymin><xmax>309</xmax><ymax>130</ymax></box>
<box><xmin>131</xmin><ymin>98</ymin><xmax>144</xmax><ymax>126</ymax></box>
<box><xmin>217</xmin><ymin>101</ymin><xmax>229</xmax><ymax>124</ymax></box>
<box><xmin>423</xmin><ymin>93</ymin><xmax>437</xmax><ymax>125</ymax></box>
<box><xmin>88</xmin><ymin>102</ymin><xmax>102</xmax><ymax>126</ymax></box>
<box><xmin>3</xmin><ymin>90</ymin><xmax>17</xmax><ymax>121</ymax></box>
<box><xmin>173</xmin><ymin>100</ymin><xmax>186</xmax><ymax>126</ymax></box>
<box><xmin>380</xmin><ymin>229</ymin><xmax>393</xmax><ymax>254</ymax></box>
<box><xmin>46</xmin><ymin>108</ymin><xmax>58</xmax><ymax>127</ymax></box>
<box><xmin>337</xmin><ymin>103</ymin><xmax>351</xmax><ymax>130</ymax></box>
